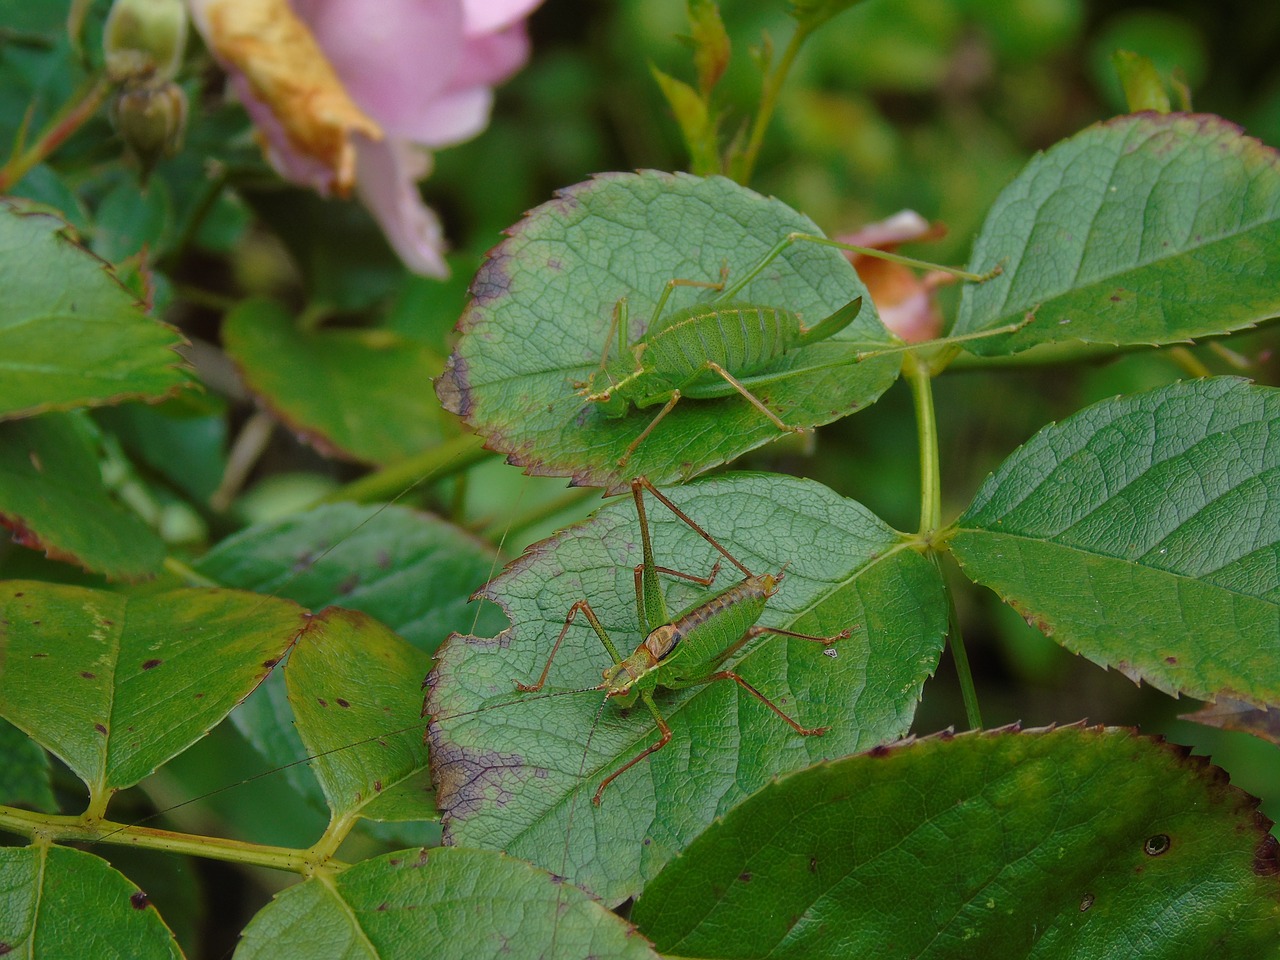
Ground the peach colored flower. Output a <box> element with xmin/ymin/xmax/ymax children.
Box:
<box><xmin>188</xmin><ymin>0</ymin><xmax>542</xmax><ymax>277</ymax></box>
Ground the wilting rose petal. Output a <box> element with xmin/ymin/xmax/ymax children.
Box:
<box><xmin>461</xmin><ymin>0</ymin><xmax>543</xmax><ymax>36</ymax></box>
<box><xmin>188</xmin><ymin>0</ymin><xmax>380</xmax><ymax>195</ymax></box>
<box><xmin>189</xmin><ymin>0</ymin><xmax>543</xmax><ymax>278</ymax></box>
<box><xmin>354</xmin><ymin>138</ymin><xmax>449</xmax><ymax>278</ymax></box>
<box><xmin>837</xmin><ymin>211</ymin><xmax>949</xmax><ymax>344</ymax></box>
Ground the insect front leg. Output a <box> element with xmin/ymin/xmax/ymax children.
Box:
<box><xmin>617</xmin><ymin>390</ymin><xmax>681</xmax><ymax>466</ymax></box>
<box><xmin>576</xmin><ymin>298</ymin><xmax>629</xmax><ymax>389</ymax></box>
<box><xmin>592</xmin><ymin>690</ymin><xmax>672</xmax><ymax>806</ymax></box>
<box><xmin>515</xmin><ymin>598</ymin><xmax>625</xmax><ymax>692</ymax></box>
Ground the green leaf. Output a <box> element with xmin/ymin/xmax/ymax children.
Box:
<box><xmin>0</xmin><ymin>581</ymin><xmax>306</xmax><ymax>808</ymax></box>
<box><xmin>436</xmin><ymin>171</ymin><xmax>895</xmax><ymax>491</ymax></box>
<box><xmin>196</xmin><ymin>502</ymin><xmax>508</xmax><ymax>653</ymax></box>
<box><xmin>0</xmin><ymin>413</ymin><xmax>165</xmax><ymax>579</ymax></box>
<box><xmin>0</xmin><ymin>203</ymin><xmax>190</xmax><ymax>419</ymax></box>
<box><xmin>235</xmin><ymin>847</ymin><xmax>659</xmax><ymax>960</ymax></box>
<box><xmin>222</xmin><ymin>299</ymin><xmax>447</xmax><ymax>466</ymax></box>
<box><xmin>427</xmin><ymin>474</ymin><xmax>946</xmax><ymax>903</ymax></box>
<box><xmin>955</xmin><ymin>113</ymin><xmax>1280</xmax><ymax>355</ymax></box>
<box><xmin>90</xmin><ymin>174</ymin><xmax>174</xmax><ymax>263</ymax></box>
<box><xmin>285</xmin><ymin>607</ymin><xmax>432</xmax><ymax>822</ymax></box>
<box><xmin>949</xmin><ymin>378</ymin><xmax>1279</xmax><ymax>708</ymax></box>
<box><xmin>193</xmin><ymin>503</ymin><xmax>504</xmax><ymax>818</ymax></box>
<box><xmin>0</xmin><ymin>845</ymin><xmax>182</xmax><ymax>959</ymax></box>
<box><xmin>633</xmin><ymin>726</ymin><xmax>1280</xmax><ymax>958</ymax></box>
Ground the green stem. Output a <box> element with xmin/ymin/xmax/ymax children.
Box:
<box><xmin>0</xmin><ymin>804</ymin><xmax>348</xmax><ymax>875</ymax></box>
<box><xmin>904</xmin><ymin>353</ymin><xmax>940</xmax><ymax>535</ymax></box>
<box><xmin>908</xmin><ymin>356</ymin><xmax>982</xmax><ymax>729</ymax></box>
<box><xmin>730</xmin><ymin>23</ymin><xmax>812</xmax><ymax>184</ymax></box>
<box><xmin>0</xmin><ymin>75</ymin><xmax>108</xmax><ymax>191</ymax></box>
<box><xmin>939</xmin><ymin>562</ymin><xmax>983</xmax><ymax>730</ymax></box>
<box><xmin>319</xmin><ymin>432</ymin><xmax>490</xmax><ymax>505</ymax></box>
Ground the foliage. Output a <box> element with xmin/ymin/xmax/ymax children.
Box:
<box><xmin>1</xmin><ymin>2</ymin><xmax>1279</xmax><ymax>959</ymax></box>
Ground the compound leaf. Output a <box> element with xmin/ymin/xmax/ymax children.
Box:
<box><xmin>949</xmin><ymin>378</ymin><xmax>1279</xmax><ymax>708</ymax></box>
<box><xmin>956</xmin><ymin>114</ymin><xmax>1280</xmax><ymax>355</ymax></box>
<box><xmin>235</xmin><ymin>847</ymin><xmax>659</xmax><ymax>960</ymax></box>
<box><xmin>0</xmin><ymin>581</ymin><xmax>305</xmax><ymax>809</ymax></box>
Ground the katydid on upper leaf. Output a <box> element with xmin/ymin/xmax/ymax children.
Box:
<box><xmin>576</xmin><ymin>232</ymin><xmax>1003</xmax><ymax>466</ymax></box>
<box><xmin>511</xmin><ymin>476</ymin><xmax>851</xmax><ymax>804</ymax></box>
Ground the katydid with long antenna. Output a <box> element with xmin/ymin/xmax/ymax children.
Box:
<box><xmin>579</xmin><ymin>232</ymin><xmax>1007</xmax><ymax>466</ymax></box>
<box><xmin>514</xmin><ymin>476</ymin><xmax>851</xmax><ymax>805</ymax></box>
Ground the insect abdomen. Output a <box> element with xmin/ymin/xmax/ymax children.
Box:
<box><xmin>643</xmin><ymin>303</ymin><xmax>801</xmax><ymax>389</ymax></box>
<box><xmin>660</xmin><ymin>574</ymin><xmax>774</xmax><ymax>676</ymax></box>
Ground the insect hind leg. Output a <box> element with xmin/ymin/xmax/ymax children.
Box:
<box><xmin>703</xmin><ymin>361</ymin><xmax>805</xmax><ymax>434</ymax></box>
<box><xmin>677</xmin><ymin>669</ymin><xmax>831</xmax><ymax>737</ymax></box>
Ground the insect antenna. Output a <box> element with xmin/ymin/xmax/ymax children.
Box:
<box><xmin>550</xmin><ymin>688</ymin><xmax>613</xmax><ymax>960</ymax></box>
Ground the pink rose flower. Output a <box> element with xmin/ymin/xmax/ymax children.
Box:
<box><xmin>188</xmin><ymin>0</ymin><xmax>543</xmax><ymax>277</ymax></box>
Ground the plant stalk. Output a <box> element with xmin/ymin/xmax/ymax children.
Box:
<box><xmin>0</xmin><ymin>804</ymin><xmax>349</xmax><ymax>875</ymax></box>
<box><xmin>904</xmin><ymin>353</ymin><xmax>940</xmax><ymax>535</ymax></box>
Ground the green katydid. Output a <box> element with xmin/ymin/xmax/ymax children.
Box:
<box><xmin>577</xmin><ymin>232</ymin><xmax>1006</xmax><ymax>466</ymax></box>
<box><xmin>510</xmin><ymin>475</ymin><xmax>851</xmax><ymax>805</ymax></box>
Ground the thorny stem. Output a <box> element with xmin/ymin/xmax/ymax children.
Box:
<box><xmin>730</xmin><ymin>23</ymin><xmax>813</xmax><ymax>184</ymax></box>
<box><xmin>0</xmin><ymin>75</ymin><xmax>108</xmax><ymax>191</ymax></box>
<box><xmin>0</xmin><ymin>803</ymin><xmax>350</xmax><ymax>876</ymax></box>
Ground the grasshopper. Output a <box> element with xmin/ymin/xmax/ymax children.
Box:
<box><xmin>508</xmin><ymin>476</ymin><xmax>851</xmax><ymax>805</ymax></box>
<box><xmin>578</xmin><ymin>232</ymin><xmax>1001</xmax><ymax>466</ymax></box>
